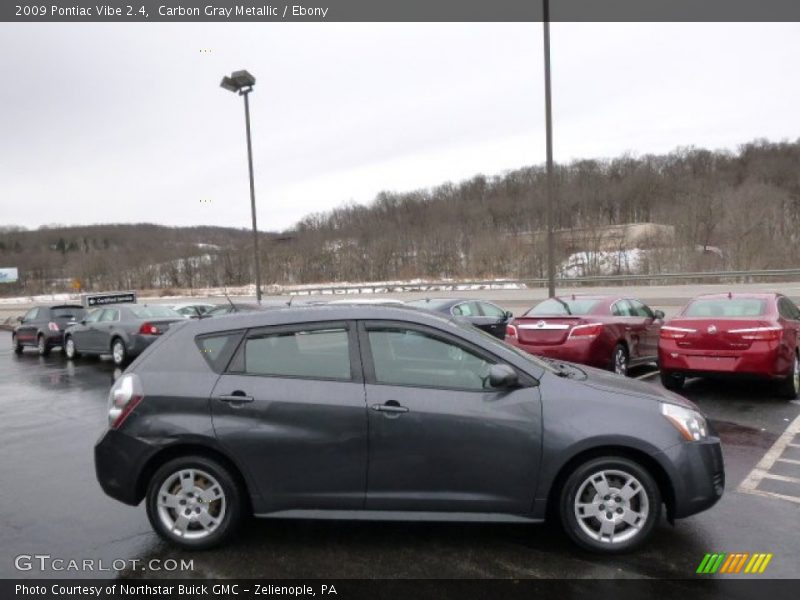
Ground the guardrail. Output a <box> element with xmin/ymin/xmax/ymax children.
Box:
<box><xmin>285</xmin><ymin>268</ymin><xmax>800</xmax><ymax>295</ymax></box>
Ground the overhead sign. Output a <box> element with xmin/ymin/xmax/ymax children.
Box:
<box><xmin>0</xmin><ymin>268</ymin><xmax>19</xmax><ymax>283</ymax></box>
<box><xmin>81</xmin><ymin>291</ymin><xmax>137</xmax><ymax>308</ymax></box>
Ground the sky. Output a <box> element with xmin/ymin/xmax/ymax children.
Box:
<box><xmin>1</xmin><ymin>22</ymin><xmax>799</xmax><ymax>232</ymax></box>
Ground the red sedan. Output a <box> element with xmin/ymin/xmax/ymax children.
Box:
<box><xmin>505</xmin><ymin>295</ymin><xmax>664</xmax><ymax>375</ymax></box>
<box><xmin>658</xmin><ymin>292</ymin><xmax>800</xmax><ymax>398</ymax></box>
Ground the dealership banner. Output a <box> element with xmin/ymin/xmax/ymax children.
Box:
<box><xmin>3</xmin><ymin>0</ymin><xmax>800</xmax><ymax>22</ymax></box>
<box><xmin>81</xmin><ymin>291</ymin><xmax>137</xmax><ymax>307</ymax></box>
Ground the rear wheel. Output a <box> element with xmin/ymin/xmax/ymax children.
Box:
<box><xmin>559</xmin><ymin>456</ymin><xmax>661</xmax><ymax>553</ymax></box>
<box><xmin>12</xmin><ymin>334</ymin><xmax>23</xmax><ymax>354</ymax></box>
<box><xmin>146</xmin><ymin>456</ymin><xmax>244</xmax><ymax>550</ymax></box>
<box><xmin>612</xmin><ymin>344</ymin><xmax>628</xmax><ymax>376</ymax></box>
<box><xmin>777</xmin><ymin>352</ymin><xmax>799</xmax><ymax>400</ymax></box>
<box><xmin>37</xmin><ymin>334</ymin><xmax>50</xmax><ymax>356</ymax></box>
<box><xmin>660</xmin><ymin>370</ymin><xmax>685</xmax><ymax>391</ymax></box>
<box><xmin>111</xmin><ymin>338</ymin><xmax>127</xmax><ymax>366</ymax></box>
<box><xmin>64</xmin><ymin>336</ymin><xmax>80</xmax><ymax>359</ymax></box>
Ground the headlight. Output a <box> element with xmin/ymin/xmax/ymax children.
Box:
<box><xmin>661</xmin><ymin>403</ymin><xmax>709</xmax><ymax>441</ymax></box>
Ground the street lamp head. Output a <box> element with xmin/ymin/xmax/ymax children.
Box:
<box><xmin>220</xmin><ymin>69</ymin><xmax>256</xmax><ymax>93</ymax></box>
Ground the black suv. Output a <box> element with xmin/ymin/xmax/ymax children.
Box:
<box><xmin>12</xmin><ymin>304</ymin><xmax>86</xmax><ymax>355</ymax></box>
<box><xmin>95</xmin><ymin>305</ymin><xmax>724</xmax><ymax>553</ymax></box>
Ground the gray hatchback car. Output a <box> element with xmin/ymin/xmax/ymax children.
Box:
<box><xmin>94</xmin><ymin>305</ymin><xmax>724</xmax><ymax>553</ymax></box>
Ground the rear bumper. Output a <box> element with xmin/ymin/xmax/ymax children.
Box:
<box><xmin>94</xmin><ymin>429</ymin><xmax>156</xmax><ymax>506</ymax></box>
<box><xmin>658</xmin><ymin>342</ymin><xmax>785</xmax><ymax>379</ymax></box>
<box><xmin>663</xmin><ymin>438</ymin><xmax>725</xmax><ymax>518</ymax></box>
<box><xmin>126</xmin><ymin>334</ymin><xmax>160</xmax><ymax>356</ymax></box>
<box><xmin>508</xmin><ymin>338</ymin><xmax>608</xmax><ymax>369</ymax></box>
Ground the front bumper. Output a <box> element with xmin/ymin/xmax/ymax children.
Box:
<box><xmin>663</xmin><ymin>437</ymin><xmax>725</xmax><ymax>519</ymax></box>
<box><xmin>94</xmin><ymin>429</ymin><xmax>157</xmax><ymax>506</ymax></box>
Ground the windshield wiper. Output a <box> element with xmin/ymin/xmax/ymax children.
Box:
<box><xmin>552</xmin><ymin>297</ymin><xmax>572</xmax><ymax>315</ymax></box>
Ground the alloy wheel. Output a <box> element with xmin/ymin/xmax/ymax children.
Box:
<box><xmin>573</xmin><ymin>469</ymin><xmax>649</xmax><ymax>545</ymax></box>
<box><xmin>156</xmin><ymin>468</ymin><xmax>227</xmax><ymax>540</ymax></box>
<box><xmin>112</xmin><ymin>341</ymin><xmax>125</xmax><ymax>365</ymax></box>
<box><xmin>613</xmin><ymin>347</ymin><xmax>628</xmax><ymax>376</ymax></box>
<box><xmin>793</xmin><ymin>355</ymin><xmax>799</xmax><ymax>395</ymax></box>
<box><xmin>65</xmin><ymin>338</ymin><xmax>75</xmax><ymax>358</ymax></box>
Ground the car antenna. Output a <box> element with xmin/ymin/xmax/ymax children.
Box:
<box><xmin>727</xmin><ymin>291</ymin><xmax>732</xmax><ymax>299</ymax></box>
<box><xmin>224</xmin><ymin>293</ymin><xmax>235</xmax><ymax>309</ymax></box>
<box><xmin>286</xmin><ymin>295</ymin><xmax>294</xmax><ymax>307</ymax></box>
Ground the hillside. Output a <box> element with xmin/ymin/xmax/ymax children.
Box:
<box><xmin>2</xmin><ymin>139</ymin><xmax>799</xmax><ymax>295</ymax></box>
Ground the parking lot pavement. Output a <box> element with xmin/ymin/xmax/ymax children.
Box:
<box><xmin>1</xmin><ymin>330</ymin><xmax>798</xmax><ymax>580</ymax></box>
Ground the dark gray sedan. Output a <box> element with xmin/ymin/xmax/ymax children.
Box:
<box><xmin>407</xmin><ymin>297</ymin><xmax>513</xmax><ymax>339</ymax></box>
<box><xmin>95</xmin><ymin>305</ymin><xmax>723</xmax><ymax>553</ymax></box>
<box><xmin>64</xmin><ymin>304</ymin><xmax>183</xmax><ymax>366</ymax></box>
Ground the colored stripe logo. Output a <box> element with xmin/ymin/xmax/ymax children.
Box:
<box><xmin>697</xmin><ymin>553</ymin><xmax>773</xmax><ymax>574</ymax></box>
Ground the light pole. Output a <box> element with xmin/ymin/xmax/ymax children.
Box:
<box><xmin>221</xmin><ymin>69</ymin><xmax>263</xmax><ymax>303</ymax></box>
<box><xmin>542</xmin><ymin>0</ymin><xmax>556</xmax><ymax>298</ymax></box>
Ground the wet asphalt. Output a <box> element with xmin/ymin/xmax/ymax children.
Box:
<box><xmin>1</xmin><ymin>330</ymin><xmax>798</xmax><ymax>581</ymax></box>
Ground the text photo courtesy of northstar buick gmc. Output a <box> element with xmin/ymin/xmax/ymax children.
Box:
<box><xmin>94</xmin><ymin>305</ymin><xmax>723</xmax><ymax>554</ymax></box>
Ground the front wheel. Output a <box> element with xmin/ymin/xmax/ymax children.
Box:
<box><xmin>777</xmin><ymin>352</ymin><xmax>800</xmax><ymax>400</ymax></box>
<box><xmin>145</xmin><ymin>456</ymin><xmax>244</xmax><ymax>550</ymax></box>
<box><xmin>64</xmin><ymin>336</ymin><xmax>80</xmax><ymax>359</ymax></box>
<box><xmin>13</xmin><ymin>334</ymin><xmax>23</xmax><ymax>354</ymax></box>
<box><xmin>559</xmin><ymin>456</ymin><xmax>661</xmax><ymax>553</ymax></box>
<box><xmin>612</xmin><ymin>344</ymin><xmax>628</xmax><ymax>376</ymax></box>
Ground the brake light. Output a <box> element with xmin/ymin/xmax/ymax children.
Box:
<box><xmin>506</xmin><ymin>324</ymin><xmax>518</xmax><ymax>339</ymax></box>
<box><xmin>568</xmin><ymin>323</ymin><xmax>603</xmax><ymax>339</ymax></box>
<box><xmin>48</xmin><ymin>322</ymin><xmax>60</xmax><ymax>332</ymax></box>
<box><xmin>660</xmin><ymin>326</ymin><xmax>696</xmax><ymax>340</ymax></box>
<box><xmin>729</xmin><ymin>326</ymin><xmax>783</xmax><ymax>341</ymax></box>
<box><xmin>139</xmin><ymin>322</ymin><xmax>161</xmax><ymax>335</ymax></box>
<box><xmin>108</xmin><ymin>374</ymin><xmax>143</xmax><ymax>429</ymax></box>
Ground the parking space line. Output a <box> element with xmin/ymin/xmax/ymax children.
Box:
<box><xmin>635</xmin><ymin>370</ymin><xmax>659</xmax><ymax>380</ymax></box>
<box><xmin>776</xmin><ymin>457</ymin><xmax>800</xmax><ymax>466</ymax></box>
<box><xmin>738</xmin><ymin>412</ymin><xmax>800</xmax><ymax>504</ymax></box>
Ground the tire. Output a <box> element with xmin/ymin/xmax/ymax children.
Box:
<box><xmin>37</xmin><ymin>334</ymin><xmax>50</xmax><ymax>356</ymax></box>
<box><xmin>64</xmin><ymin>335</ymin><xmax>80</xmax><ymax>359</ymax></box>
<box><xmin>777</xmin><ymin>352</ymin><xmax>800</xmax><ymax>400</ymax></box>
<box><xmin>12</xmin><ymin>334</ymin><xmax>23</xmax><ymax>354</ymax></box>
<box><xmin>145</xmin><ymin>455</ymin><xmax>244</xmax><ymax>550</ymax></box>
<box><xmin>612</xmin><ymin>344</ymin><xmax>628</xmax><ymax>376</ymax></box>
<box><xmin>559</xmin><ymin>456</ymin><xmax>661</xmax><ymax>553</ymax></box>
<box><xmin>660</xmin><ymin>370</ymin><xmax>685</xmax><ymax>391</ymax></box>
<box><xmin>111</xmin><ymin>338</ymin><xmax>128</xmax><ymax>367</ymax></box>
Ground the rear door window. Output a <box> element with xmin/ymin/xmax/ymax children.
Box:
<box><xmin>238</xmin><ymin>325</ymin><xmax>353</xmax><ymax>381</ymax></box>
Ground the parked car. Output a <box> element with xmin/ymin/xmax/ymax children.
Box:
<box><xmin>171</xmin><ymin>303</ymin><xmax>216</xmax><ymax>318</ymax></box>
<box><xmin>205</xmin><ymin>302</ymin><xmax>262</xmax><ymax>316</ymax></box>
<box><xmin>95</xmin><ymin>304</ymin><xmax>723</xmax><ymax>553</ymax></box>
<box><xmin>506</xmin><ymin>296</ymin><xmax>665</xmax><ymax>375</ymax></box>
<box><xmin>406</xmin><ymin>298</ymin><xmax>512</xmax><ymax>339</ymax></box>
<box><xmin>64</xmin><ymin>304</ymin><xmax>183</xmax><ymax>366</ymax></box>
<box><xmin>12</xmin><ymin>304</ymin><xmax>86</xmax><ymax>356</ymax></box>
<box><xmin>658</xmin><ymin>292</ymin><xmax>800</xmax><ymax>398</ymax></box>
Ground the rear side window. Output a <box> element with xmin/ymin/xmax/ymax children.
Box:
<box><xmin>684</xmin><ymin>298</ymin><xmax>767</xmax><ymax>318</ymax></box>
<box><xmin>241</xmin><ymin>327</ymin><xmax>351</xmax><ymax>381</ymax></box>
<box><xmin>196</xmin><ymin>331</ymin><xmax>244</xmax><ymax>373</ymax></box>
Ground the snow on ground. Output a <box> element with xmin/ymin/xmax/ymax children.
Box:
<box><xmin>559</xmin><ymin>249</ymin><xmax>645</xmax><ymax>278</ymax></box>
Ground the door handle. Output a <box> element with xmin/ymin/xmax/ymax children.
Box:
<box><xmin>218</xmin><ymin>392</ymin><xmax>254</xmax><ymax>403</ymax></box>
<box><xmin>371</xmin><ymin>402</ymin><xmax>409</xmax><ymax>414</ymax></box>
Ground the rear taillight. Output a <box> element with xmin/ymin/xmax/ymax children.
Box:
<box><xmin>108</xmin><ymin>374</ymin><xmax>143</xmax><ymax>429</ymax></box>
<box><xmin>138</xmin><ymin>322</ymin><xmax>161</xmax><ymax>335</ymax></box>
<box><xmin>660</xmin><ymin>326</ymin><xmax>696</xmax><ymax>340</ymax></box>
<box><xmin>48</xmin><ymin>322</ymin><xmax>60</xmax><ymax>332</ymax></box>
<box><xmin>729</xmin><ymin>326</ymin><xmax>783</xmax><ymax>341</ymax></box>
<box><xmin>506</xmin><ymin>324</ymin><xmax>518</xmax><ymax>339</ymax></box>
<box><xmin>568</xmin><ymin>323</ymin><xmax>603</xmax><ymax>339</ymax></box>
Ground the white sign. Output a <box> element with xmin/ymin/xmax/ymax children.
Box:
<box><xmin>0</xmin><ymin>268</ymin><xmax>18</xmax><ymax>283</ymax></box>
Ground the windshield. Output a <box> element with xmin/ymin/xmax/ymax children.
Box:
<box><xmin>129</xmin><ymin>306</ymin><xmax>181</xmax><ymax>319</ymax></box>
<box><xmin>526</xmin><ymin>297</ymin><xmax>601</xmax><ymax>316</ymax></box>
<box><xmin>683</xmin><ymin>298</ymin><xmax>767</xmax><ymax>318</ymax></box>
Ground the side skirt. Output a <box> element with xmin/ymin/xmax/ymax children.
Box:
<box><xmin>254</xmin><ymin>509</ymin><xmax>543</xmax><ymax>523</ymax></box>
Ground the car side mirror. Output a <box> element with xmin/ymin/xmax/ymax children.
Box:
<box><xmin>80</xmin><ymin>319</ymin><xmax>87</xmax><ymax>325</ymax></box>
<box><xmin>654</xmin><ymin>310</ymin><xmax>665</xmax><ymax>320</ymax></box>
<box><xmin>504</xmin><ymin>311</ymin><xmax>513</xmax><ymax>320</ymax></box>
<box><xmin>488</xmin><ymin>364</ymin><xmax>518</xmax><ymax>389</ymax></box>
<box><xmin>16</xmin><ymin>315</ymin><xmax>23</xmax><ymax>323</ymax></box>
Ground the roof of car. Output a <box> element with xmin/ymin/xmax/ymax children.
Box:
<box><xmin>691</xmin><ymin>292</ymin><xmax>779</xmax><ymax>300</ymax></box>
<box><xmin>189</xmin><ymin>303</ymin><xmax>452</xmax><ymax>334</ymax></box>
